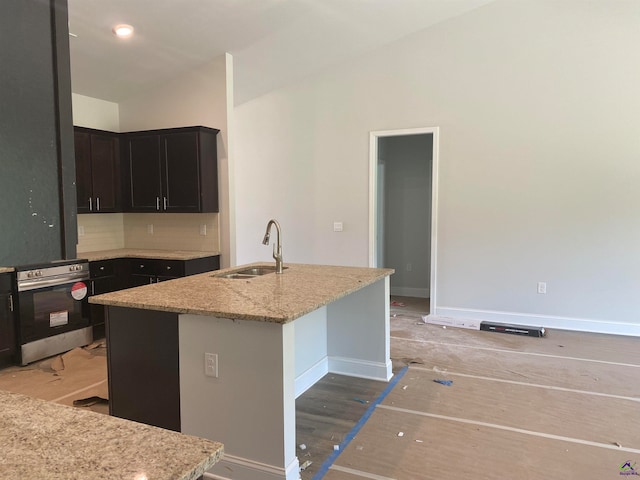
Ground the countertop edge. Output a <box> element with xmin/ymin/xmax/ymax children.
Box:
<box><xmin>79</xmin><ymin>248</ymin><xmax>221</xmax><ymax>261</ymax></box>
<box><xmin>90</xmin><ymin>263</ymin><xmax>394</xmax><ymax>324</ymax></box>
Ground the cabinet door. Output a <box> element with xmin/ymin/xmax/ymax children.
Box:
<box><xmin>90</xmin><ymin>134</ymin><xmax>119</xmax><ymax>212</ymax></box>
<box><xmin>127</xmin><ymin>135</ymin><xmax>162</xmax><ymax>211</ymax></box>
<box><xmin>162</xmin><ymin>131</ymin><xmax>201</xmax><ymax>212</ymax></box>
<box><xmin>0</xmin><ymin>273</ymin><xmax>15</xmax><ymax>358</ymax></box>
<box><xmin>0</xmin><ymin>292</ymin><xmax>15</xmax><ymax>356</ymax></box>
<box><xmin>74</xmin><ymin>131</ymin><xmax>93</xmax><ymax>213</ymax></box>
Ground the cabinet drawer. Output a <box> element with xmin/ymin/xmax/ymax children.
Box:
<box><xmin>156</xmin><ymin>260</ymin><xmax>184</xmax><ymax>277</ymax></box>
<box><xmin>90</xmin><ymin>260</ymin><xmax>115</xmax><ymax>278</ymax></box>
<box><xmin>131</xmin><ymin>260</ymin><xmax>157</xmax><ymax>275</ymax></box>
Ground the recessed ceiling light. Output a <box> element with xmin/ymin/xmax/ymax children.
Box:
<box><xmin>112</xmin><ymin>24</ymin><xmax>134</xmax><ymax>38</ymax></box>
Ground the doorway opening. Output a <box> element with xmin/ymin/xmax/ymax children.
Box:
<box><xmin>369</xmin><ymin>127</ymin><xmax>439</xmax><ymax>315</ymax></box>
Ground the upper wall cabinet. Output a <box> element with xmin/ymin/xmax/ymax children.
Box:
<box><xmin>74</xmin><ymin>127</ymin><xmax>121</xmax><ymax>213</ymax></box>
<box><xmin>122</xmin><ymin>126</ymin><xmax>219</xmax><ymax>213</ymax></box>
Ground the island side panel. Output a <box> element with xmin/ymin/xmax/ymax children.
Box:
<box><xmin>326</xmin><ymin>276</ymin><xmax>392</xmax><ymax>381</ymax></box>
<box><xmin>106</xmin><ymin>306</ymin><xmax>181</xmax><ymax>431</ymax></box>
<box><xmin>294</xmin><ymin>306</ymin><xmax>328</xmax><ymax>398</ymax></box>
<box><xmin>178</xmin><ymin>314</ymin><xmax>299</xmax><ymax>480</ymax></box>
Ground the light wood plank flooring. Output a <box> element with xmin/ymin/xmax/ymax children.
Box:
<box><xmin>2</xmin><ymin>296</ymin><xmax>639</xmax><ymax>480</ymax></box>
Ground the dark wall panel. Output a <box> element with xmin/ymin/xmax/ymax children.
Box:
<box><xmin>0</xmin><ymin>0</ymin><xmax>75</xmax><ymax>266</ymax></box>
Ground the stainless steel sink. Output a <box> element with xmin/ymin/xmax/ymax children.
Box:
<box><xmin>213</xmin><ymin>266</ymin><xmax>287</xmax><ymax>279</ymax></box>
<box><xmin>235</xmin><ymin>266</ymin><xmax>281</xmax><ymax>276</ymax></box>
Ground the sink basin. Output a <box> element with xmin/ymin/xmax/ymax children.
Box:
<box><xmin>213</xmin><ymin>265</ymin><xmax>287</xmax><ymax>279</ymax></box>
<box><xmin>235</xmin><ymin>266</ymin><xmax>283</xmax><ymax>276</ymax></box>
<box><xmin>217</xmin><ymin>273</ymin><xmax>257</xmax><ymax>279</ymax></box>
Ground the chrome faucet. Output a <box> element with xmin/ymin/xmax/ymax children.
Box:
<box><xmin>262</xmin><ymin>219</ymin><xmax>284</xmax><ymax>273</ymax></box>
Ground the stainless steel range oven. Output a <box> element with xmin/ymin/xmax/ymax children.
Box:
<box><xmin>14</xmin><ymin>259</ymin><xmax>93</xmax><ymax>365</ymax></box>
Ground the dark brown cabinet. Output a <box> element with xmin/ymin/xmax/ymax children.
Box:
<box><xmin>74</xmin><ymin>127</ymin><xmax>121</xmax><ymax>213</ymax></box>
<box><xmin>88</xmin><ymin>259</ymin><xmax>121</xmax><ymax>338</ymax></box>
<box><xmin>122</xmin><ymin>256</ymin><xmax>220</xmax><ymax>288</ymax></box>
<box><xmin>0</xmin><ymin>272</ymin><xmax>16</xmax><ymax>365</ymax></box>
<box><xmin>87</xmin><ymin>255</ymin><xmax>220</xmax><ymax>332</ymax></box>
<box><xmin>123</xmin><ymin>126</ymin><xmax>219</xmax><ymax>213</ymax></box>
<box><xmin>107</xmin><ymin>307</ymin><xmax>180</xmax><ymax>431</ymax></box>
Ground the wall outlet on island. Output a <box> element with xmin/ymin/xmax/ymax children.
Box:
<box><xmin>199</xmin><ymin>224</ymin><xmax>207</xmax><ymax>236</ymax></box>
<box><xmin>147</xmin><ymin>224</ymin><xmax>154</xmax><ymax>235</ymax></box>
<box><xmin>204</xmin><ymin>353</ymin><xmax>218</xmax><ymax>378</ymax></box>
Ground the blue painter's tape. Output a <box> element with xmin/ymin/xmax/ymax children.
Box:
<box><xmin>311</xmin><ymin>366</ymin><xmax>409</xmax><ymax>480</ymax></box>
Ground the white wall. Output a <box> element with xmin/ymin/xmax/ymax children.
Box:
<box><xmin>72</xmin><ymin>93</ymin><xmax>119</xmax><ymax>131</ymax></box>
<box><xmin>119</xmin><ymin>54</ymin><xmax>235</xmax><ymax>267</ymax></box>
<box><xmin>235</xmin><ymin>0</ymin><xmax>640</xmax><ymax>335</ymax></box>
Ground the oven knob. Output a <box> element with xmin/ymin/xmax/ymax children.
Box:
<box><xmin>36</xmin><ymin>270</ymin><xmax>43</xmax><ymax>277</ymax></box>
<box><xmin>70</xmin><ymin>265</ymin><xmax>77</xmax><ymax>271</ymax></box>
<box><xmin>27</xmin><ymin>271</ymin><xmax>34</xmax><ymax>278</ymax></box>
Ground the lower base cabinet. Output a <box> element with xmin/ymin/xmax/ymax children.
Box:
<box><xmin>0</xmin><ymin>273</ymin><xmax>16</xmax><ymax>367</ymax></box>
<box><xmin>88</xmin><ymin>255</ymin><xmax>219</xmax><ymax>334</ymax></box>
<box><xmin>107</xmin><ymin>307</ymin><xmax>180</xmax><ymax>431</ymax></box>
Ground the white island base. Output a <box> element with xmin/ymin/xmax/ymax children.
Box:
<box><xmin>179</xmin><ymin>277</ymin><xmax>391</xmax><ymax>480</ymax></box>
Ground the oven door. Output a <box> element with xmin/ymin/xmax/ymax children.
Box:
<box><xmin>17</xmin><ymin>280</ymin><xmax>90</xmax><ymax>344</ymax></box>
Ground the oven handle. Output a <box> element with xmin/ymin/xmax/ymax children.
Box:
<box><xmin>17</xmin><ymin>274</ymin><xmax>90</xmax><ymax>292</ymax></box>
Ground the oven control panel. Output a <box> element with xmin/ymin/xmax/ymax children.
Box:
<box><xmin>16</xmin><ymin>261</ymin><xmax>90</xmax><ymax>289</ymax></box>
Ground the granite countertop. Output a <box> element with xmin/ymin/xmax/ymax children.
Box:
<box><xmin>80</xmin><ymin>248</ymin><xmax>220</xmax><ymax>261</ymax></box>
<box><xmin>91</xmin><ymin>263</ymin><xmax>394</xmax><ymax>324</ymax></box>
<box><xmin>0</xmin><ymin>267</ymin><xmax>14</xmax><ymax>273</ymax></box>
<box><xmin>0</xmin><ymin>389</ymin><xmax>223</xmax><ymax>480</ymax></box>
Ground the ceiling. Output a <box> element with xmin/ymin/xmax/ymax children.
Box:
<box><xmin>68</xmin><ymin>0</ymin><xmax>493</xmax><ymax>105</ymax></box>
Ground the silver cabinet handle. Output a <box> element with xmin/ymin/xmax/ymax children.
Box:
<box><xmin>89</xmin><ymin>197</ymin><xmax>93</xmax><ymax>211</ymax></box>
<box><xmin>96</xmin><ymin>197</ymin><xmax>100</xmax><ymax>211</ymax></box>
<box><xmin>8</xmin><ymin>294</ymin><xmax>13</xmax><ymax>312</ymax></box>
<box><xmin>91</xmin><ymin>280</ymin><xmax>95</xmax><ymax>295</ymax></box>
<box><xmin>156</xmin><ymin>197</ymin><xmax>160</xmax><ymax>210</ymax></box>
<box><xmin>163</xmin><ymin>197</ymin><xmax>167</xmax><ymax>210</ymax></box>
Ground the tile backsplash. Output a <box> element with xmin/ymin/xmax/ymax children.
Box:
<box><xmin>77</xmin><ymin>213</ymin><xmax>220</xmax><ymax>253</ymax></box>
<box><xmin>77</xmin><ymin>213</ymin><xmax>125</xmax><ymax>253</ymax></box>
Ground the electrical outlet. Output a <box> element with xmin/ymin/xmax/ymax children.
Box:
<box><xmin>199</xmin><ymin>224</ymin><xmax>207</xmax><ymax>236</ymax></box>
<box><xmin>537</xmin><ymin>282</ymin><xmax>547</xmax><ymax>294</ymax></box>
<box><xmin>406</xmin><ymin>263</ymin><xmax>412</xmax><ymax>272</ymax></box>
<box><xmin>78</xmin><ymin>226</ymin><xmax>85</xmax><ymax>237</ymax></box>
<box><xmin>204</xmin><ymin>353</ymin><xmax>218</xmax><ymax>378</ymax></box>
<box><xmin>147</xmin><ymin>224</ymin><xmax>154</xmax><ymax>235</ymax></box>
<box><xmin>333</xmin><ymin>222</ymin><xmax>343</xmax><ymax>232</ymax></box>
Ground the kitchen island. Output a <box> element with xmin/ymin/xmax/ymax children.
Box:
<box><xmin>91</xmin><ymin>262</ymin><xmax>394</xmax><ymax>480</ymax></box>
<box><xmin>0</xmin><ymin>389</ymin><xmax>223</xmax><ymax>480</ymax></box>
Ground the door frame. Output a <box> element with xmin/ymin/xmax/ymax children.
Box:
<box><xmin>368</xmin><ymin>127</ymin><xmax>439</xmax><ymax>314</ymax></box>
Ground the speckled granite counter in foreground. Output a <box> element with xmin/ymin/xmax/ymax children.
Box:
<box><xmin>0</xmin><ymin>267</ymin><xmax>14</xmax><ymax>273</ymax></box>
<box><xmin>0</xmin><ymin>389</ymin><xmax>223</xmax><ymax>480</ymax></box>
<box><xmin>91</xmin><ymin>263</ymin><xmax>394</xmax><ymax>323</ymax></box>
<box><xmin>80</xmin><ymin>248</ymin><xmax>220</xmax><ymax>261</ymax></box>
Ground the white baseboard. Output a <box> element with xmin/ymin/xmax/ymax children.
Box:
<box><xmin>204</xmin><ymin>453</ymin><xmax>299</xmax><ymax>480</ymax></box>
<box><xmin>390</xmin><ymin>286</ymin><xmax>429</xmax><ymax>298</ymax></box>
<box><xmin>295</xmin><ymin>357</ymin><xmax>328</xmax><ymax>398</ymax></box>
<box><xmin>424</xmin><ymin>315</ymin><xmax>480</xmax><ymax>330</ymax></box>
<box><xmin>435</xmin><ymin>306</ymin><xmax>640</xmax><ymax>337</ymax></box>
<box><xmin>328</xmin><ymin>356</ymin><xmax>392</xmax><ymax>381</ymax></box>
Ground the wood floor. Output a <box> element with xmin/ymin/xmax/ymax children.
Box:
<box><xmin>321</xmin><ymin>296</ymin><xmax>640</xmax><ymax>479</ymax></box>
<box><xmin>2</xmin><ymin>296</ymin><xmax>640</xmax><ymax>480</ymax></box>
